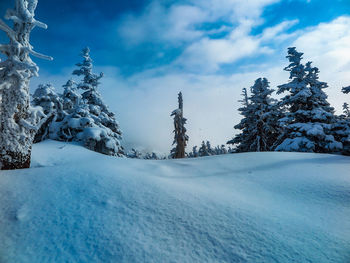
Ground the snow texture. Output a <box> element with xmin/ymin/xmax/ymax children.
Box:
<box><xmin>0</xmin><ymin>140</ymin><xmax>349</xmax><ymax>262</ymax></box>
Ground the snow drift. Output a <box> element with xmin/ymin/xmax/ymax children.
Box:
<box><xmin>0</xmin><ymin>140</ymin><xmax>349</xmax><ymax>262</ymax></box>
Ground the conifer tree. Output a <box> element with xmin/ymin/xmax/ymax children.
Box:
<box><xmin>198</xmin><ymin>141</ymin><xmax>210</xmax><ymax>156</ymax></box>
<box><xmin>170</xmin><ymin>92</ymin><xmax>189</xmax><ymax>158</ymax></box>
<box><xmin>228</xmin><ymin>79</ymin><xmax>279</xmax><ymax>152</ymax></box>
<box><xmin>0</xmin><ymin>0</ymin><xmax>52</xmax><ymax>169</ymax></box>
<box><xmin>275</xmin><ymin>47</ymin><xmax>342</xmax><ymax>153</ymax></box>
<box><xmin>249</xmin><ymin>78</ymin><xmax>280</xmax><ymax>151</ymax></box>
<box><xmin>333</xmin><ymin>87</ymin><xmax>350</xmax><ymax>155</ymax></box>
<box><xmin>227</xmin><ymin>88</ymin><xmax>252</xmax><ymax>152</ymax></box>
<box><xmin>72</xmin><ymin>47</ymin><xmax>124</xmax><ymax>156</ymax></box>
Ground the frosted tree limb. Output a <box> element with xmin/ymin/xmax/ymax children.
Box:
<box><xmin>27</xmin><ymin>48</ymin><xmax>53</xmax><ymax>61</ymax></box>
<box><xmin>0</xmin><ymin>19</ymin><xmax>16</xmax><ymax>41</ymax></box>
<box><xmin>33</xmin><ymin>20</ymin><xmax>48</xmax><ymax>29</ymax></box>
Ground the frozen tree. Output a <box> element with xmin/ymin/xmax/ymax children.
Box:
<box><xmin>170</xmin><ymin>92</ymin><xmax>189</xmax><ymax>158</ymax></box>
<box><xmin>249</xmin><ymin>78</ymin><xmax>280</xmax><ymax>151</ymax></box>
<box><xmin>227</xmin><ymin>88</ymin><xmax>252</xmax><ymax>152</ymax></box>
<box><xmin>188</xmin><ymin>146</ymin><xmax>199</xmax><ymax>158</ymax></box>
<box><xmin>72</xmin><ymin>48</ymin><xmax>124</xmax><ymax>157</ymax></box>
<box><xmin>275</xmin><ymin>48</ymin><xmax>342</xmax><ymax>153</ymax></box>
<box><xmin>333</xmin><ymin>88</ymin><xmax>350</xmax><ymax>155</ymax></box>
<box><xmin>214</xmin><ymin>145</ymin><xmax>228</xmax><ymax>155</ymax></box>
<box><xmin>127</xmin><ymin>148</ymin><xmax>142</xmax><ymax>159</ymax></box>
<box><xmin>228</xmin><ymin>79</ymin><xmax>280</xmax><ymax>152</ymax></box>
<box><xmin>0</xmin><ymin>0</ymin><xmax>52</xmax><ymax>169</ymax></box>
<box><xmin>198</xmin><ymin>141</ymin><xmax>211</xmax><ymax>157</ymax></box>
<box><xmin>32</xmin><ymin>84</ymin><xmax>65</xmax><ymax>143</ymax></box>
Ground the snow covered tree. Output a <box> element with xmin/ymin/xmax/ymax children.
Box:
<box><xmin>71</xmin><ymin>47</ymin><xmax>124</xmax><ymax>157</ymax></box>
<box><xmin>275</xmin><ymin>48</ymin><xmax>342</xmax><ymax>153</ymax></box>
<box><xmin>228</xmin><ymin>79</ymin><xmax>279</xmax><ymax>152</ymax></box>
<box><xmin>198</xmin><ymin>141</ymin><xmax>211</xmax><ymax>157</ymax></box>
<box><xmin>227</xmin><ymin>88</ymin><xmax>252</xmax><ymax>152</ymax></box>
<box><xmin>333</xmin><ymin>87</ymin><xmax>350</xmax><ymax>155</ymax></box>
<box><xmin>127</xmin><ymin>148</ymin><xmax>142</xmax><ymax>159</ymax></box>
<box><xmin>248</xmin><ymin>78</ymin><xmax>280</xmax><ymax>151</ymax></box>
<box><xmin>170</xmin><ymin>92</ymin><xmax>189</xmax><ymax>158</ymax></box>
<box><xmin>0</xmin><ymin>0</ymin><xmax>52</xmax><ymax>169</ymax></box>
<box><xmin>188</xmin><ymin>146</ymin><xmax>198</xmax><ymax>158</ymax></box>
<box><xmin>32</xmin><ymin>84</ymin><xmax>65</xmax><ymax>143</ymax></box>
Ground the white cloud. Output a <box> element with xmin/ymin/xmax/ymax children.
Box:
<box><xmin>32</xmin><ymin>4</ymin><xmax>350</xmax><ymax>155</ymax></box>
<box><xmin>292</xmin><ymin>16</ymin><xmax>350</xmax><ymax>112</ymax></box>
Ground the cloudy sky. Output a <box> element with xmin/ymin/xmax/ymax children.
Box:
<box><xmin>1</xmin><ymin>0</ymin><xmax>350</xmax><ymax>153</ymax></box>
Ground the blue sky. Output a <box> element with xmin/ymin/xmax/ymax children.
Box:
<box><xmin>1</xmin><ymin>0</ymin><xmax>350</xmax><ymax>153</ymax></box>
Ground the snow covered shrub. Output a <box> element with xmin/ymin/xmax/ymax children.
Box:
<box><xmin>275</xmin><ymin>48</ymin><xmax>342</xmax><ymax>153</ymax></box>
<box><xmin>0</xmin><ymin>0</ymin><xmax>52</xmax><ymax>169</ymax></box>
<box><xmin>32</xmin><ymin>84</ymin><xmax>65</xmax><ymax>143</ymax></box>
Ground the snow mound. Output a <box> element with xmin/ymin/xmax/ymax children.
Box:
<box><xmin>0</xmin><ymin>140</ymin><xmax>349</xmax><ymax>262</ymax></box>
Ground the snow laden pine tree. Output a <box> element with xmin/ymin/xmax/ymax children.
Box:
<box><xmin>170</xmin><ymin>92</ymin><xmax>189</xmax><ymax>158</ymax></box>
<box><xmin>71</xmin><ymin>47</ymin><xmax>124</xmax><ymax>156</ymax></box>
<box><xmin>228</xmin><ymin>79</ymin><xmax>279</xmax><ymax>152</ymax></box>
<box><xmin>248</xmin><ymin>78</ymin><xmax>280</xmax><ymax>151</ymax></box>
<box><xmin>275</xmin><ymin>47</ymin><xmax>342</xmax><ymax>153</ymax></box>
<box><xmin>0</xmin><ymin>0</ymin><xmax>52</xmax><ymax>169</ymax></box>
<box><xmin>333</xmin><ymin>86</ymin><xmax>350</xmax><ymax>155</ymax></box>
<box><xmin>227</xmin><ymin>88</ymin><xmax>252</xmax><ymax>152</ymax></box>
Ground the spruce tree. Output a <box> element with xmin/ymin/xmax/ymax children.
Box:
<box><xmin>275</xmin><ymin>47</ymin><xmax>342</xmax><ymax>153</ymax></box>
<box><xmin>72</xmin><ymin>47</ymin><xmax>124</xmax><ymax>156</ymax></box>
<box><xmin>0</xmin><ymin>0</ymin><xmax>52</xmax><ymax>169</ymax></box>
<box><xmin>333</xmin><ymin>87</ymin><xmax>350</xmax><ymax>155</ymax></box>
<box><xmin>228</xmin><ymin>79</ymin><xmax>279</xmax><ymax>152</ymax></box>
<box><xmin>248</xmin><ymin>78</ymin><xmax>280</xmax><ymax>151</ymax></box>
<box><xmin>170</xmin><ymin>92</ymin><xmax>189</xmax><ymax>158</ymax></box>
<box><xmin>198</xmin><ymin>141</ymin><xmax>210</xmax><ymax>156</ymax></box>
<box><xmin>227</xmin><ymin>88</ymin><xmax>252</xmax><ymax>152</ymax></box>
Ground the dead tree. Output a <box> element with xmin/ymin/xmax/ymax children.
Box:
<box><xmin>170</xmin><ymin>92</ymin><xmax>189</xmax><ymax>158</ymax></box>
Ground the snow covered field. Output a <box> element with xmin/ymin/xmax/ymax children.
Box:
<box><xmin>0</xmin><ymin>140</ymin><xmax>349</xmax><ymax>263</ymax></box>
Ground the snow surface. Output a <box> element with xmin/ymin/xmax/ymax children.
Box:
<box><xmin>0</xmin><ymin>140</ymin><xmax>349</xmax><ymax>262</ymax></box>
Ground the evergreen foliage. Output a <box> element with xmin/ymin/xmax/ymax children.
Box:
<box><xmin>275</xmin><ymin>47</ymin><xmax>342</xmax><ymax>153</ymax></box>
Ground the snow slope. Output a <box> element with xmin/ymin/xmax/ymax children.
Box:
<box><xmin>0</xmin><ymin>140</ymin><xmax>349</xmax><ymax>263</ymax></box>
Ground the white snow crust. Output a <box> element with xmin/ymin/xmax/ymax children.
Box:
<box><xmin>0</xmin><ymin>140</ymin><xmax>349</xmax><ymax>262</ymax></box>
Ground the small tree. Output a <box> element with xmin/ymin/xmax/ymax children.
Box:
<box><xmin>198</xmin><ymin>141</ymin><xmax>210</xmax><ymax>156</ymax></box>
<box><xmin>170</xmin><ymin>92</ymin><xmax>189</xmax><ymax>158</ymax></box>
<box><xmin>0</xmin><ymin>0</ymin><xmax>52</xmax><ymax>169</ymax></box>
